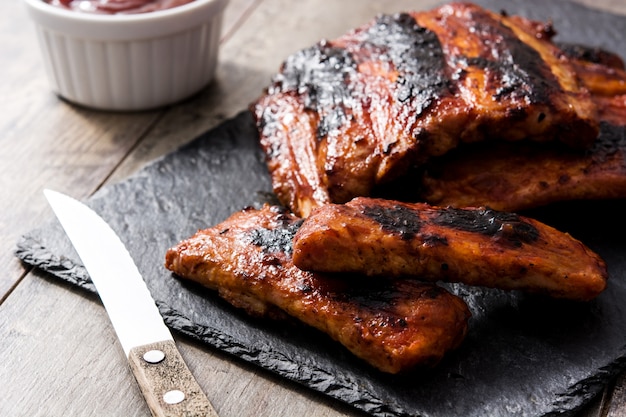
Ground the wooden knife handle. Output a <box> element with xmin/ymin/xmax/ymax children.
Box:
<box><xmin>128</xmin><ymin>340</ymin><xmax>219</xmax><ymax>417</ymax></box>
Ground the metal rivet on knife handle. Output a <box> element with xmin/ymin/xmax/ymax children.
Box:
<box><xmin>129</xmin><ymin>340</ymin><xmax>219</xmax><ymax>417</ymax></box>
<box><xmin>163</xmin><ymin>390</ymin><xmax>186</xmax><ymax>405</ymax></box>
<box><xmin>143</xmin><ymin>350</ymin><xmax>166</xmax><ymax>364</ymax></box>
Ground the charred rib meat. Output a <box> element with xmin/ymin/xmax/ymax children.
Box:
<box><xmin>564</xmin><ymin>44</ymin><xmax>626</xmax><ymax>97</ymax></box>
<box><xmin>417</xmin><ymin>121</ymin><xmax>626</xmax><ymax>212</ymax></box>
<box><xmin>416</xmin><ymin>42</ymin><xmax>626</xmax><ymax>212</ymax></box>
<box><xmin>253</xmin><ymin>2</ymin><xmax>600</xmax><ymax>217</ymax></box>
<box><xmin>165</xmin><ymin>205</ymin><xmax>470</xmax><ymax>374</ymax></box>
<box><xmin>292</xmin><ymin>197</ymin><xmax>608</xmax><ymax>301</ymax></box>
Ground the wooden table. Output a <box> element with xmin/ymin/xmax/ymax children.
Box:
<box><xmin>1</xmin><ymin>0</ymin><xmax>625</xmax><ymax>415</ymax></box>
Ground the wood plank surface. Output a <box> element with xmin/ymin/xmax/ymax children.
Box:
<box><xmin>1</xmin><ymin>0</ymin><xmax>625</xmax><ymax>416</ymax></box>
<box><xmin>0</xmin><ymin>0</ymin><xmax>257</xmax><ymax>299</ymax></box>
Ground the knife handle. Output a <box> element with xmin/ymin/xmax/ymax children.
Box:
<box><xmin>128</xmin><ymin>340</ymin><xmax>219</xmax><ymax>417</ymax></box>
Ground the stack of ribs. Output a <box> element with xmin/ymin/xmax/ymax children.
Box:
<box><xmin>253</xmin><ymin>2</ymin><xmax>626</xmax><ymax>217</ymax></box>
<box><xmin>166</xmin><ymin>2</ymin><xmax>624</xmax><ymax>373</ymax></box>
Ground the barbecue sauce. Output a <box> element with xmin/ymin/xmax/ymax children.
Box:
<box><xmin>45</xmin><ymin>0</ymin><xmax>195</xmax><ymax>14</ymax></box>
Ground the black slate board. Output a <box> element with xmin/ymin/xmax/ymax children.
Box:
<box><xmin>16</xmin><ymin>1</ymin><xmax>626</xmax><ymax>416</ymax></box>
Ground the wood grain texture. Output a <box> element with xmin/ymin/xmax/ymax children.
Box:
<box><xmin>1</xmin><ymin>0</ymin><xmax>625</xmax><ymax>416</ymax></box>
<box><xmin>0</xmin><ymin>271</ymin><xmax>148</xmax><ymax>416</ymax></box>
<box><xmin>0</xmin><ymin>0</ymin><xmax>160</xmax><ymax>297</ymax></box>
<box><xmin>0</xmin><ymin>0</ymin><xmax>258</xmax><ymax>298</ymax></box>
<box><xmin>574</xmin><ymin>0</ymin><xmax>626</xmax><ymax>14</ymax></box>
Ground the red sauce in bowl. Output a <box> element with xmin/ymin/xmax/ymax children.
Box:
<box><xmin>45</xmin><ymin>0</ymin><xmax>196</xmax><ymax>14</ymax></box>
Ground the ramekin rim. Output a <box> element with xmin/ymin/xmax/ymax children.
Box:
<box><xmin>22</xmin><ymin>0</ymin><xmax>228</xmax><ymax>24</ymax></box>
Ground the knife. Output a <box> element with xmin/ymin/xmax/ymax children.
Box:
<box><xmin>44</xmin><ymin>189</ymin><xmax>218</xmax><ymax>417</ymax></box>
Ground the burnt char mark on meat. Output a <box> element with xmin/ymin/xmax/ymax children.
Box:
<box><xmin>269</xmin><ymin>43</ymin><xmax>357</xmax><ymax>140</ymax></box>
<box><xmin>262</xmin><ymin>12</ymin><xmax>449</xmax><ymax>141</ymax></box>
<box><xmin>558</xmin><ymin>43</ymin><xmax>625</xmax><ymax>69</ymax></box>
<box><xmin>330</xmin><ymin>278</ymin><xmax>403</xmax><ymax>310</ymax></box>
<box><xmin>328</xmin><ymin>278</ymin><xmax>444</xmax><ymax>327</ymax></box>
<box><xmin>361</xmin><ymin>203</ymin><xmax>422</xmax><ymax>240</ymax></box>
<box><xmin>433</xmin><ymin>207</ymin><xmax>539</xmax><ymax>247</ymax></box>
<box><xmin>363</xmin><ymin>13</ymin><xmax>449</xmax><ymax>114</ymax></box>
<box><xmin>589</xmin><ymin>122</ymin><xmax>626</xmax><ymax>164</ymax></box>
<box><xmin>249</xmin><ymin>217</ymin><xmax>303</xmax><ymax>255</ymax></box>
<box><xmin>458</xmin><ymin>8</ymin><xmax>560</xmax><ymax>103</ymax></box>
<box><xmin>360</xmin><ymin>201</ymin><xmax>538</xmax><ymax>247</ymax></box>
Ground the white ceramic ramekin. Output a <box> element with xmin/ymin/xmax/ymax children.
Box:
<box><xmin>22</xmin><ymin>0</ymin><xmax>228</xmax><ymax>111</ymax></box>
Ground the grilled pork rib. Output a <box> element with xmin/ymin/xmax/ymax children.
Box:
<box><xmin>165</xmin><ymin>205</ymin><xmax>470</xmax><ymax>374</ymax></box>
<box><xmin>253</xmin><ymin>3</ymin><xmax>599</xmax><ymax>217</ymax></box>
<box><xmin>559</xmin><ymin>43</ymin><xmax>625</xmax><ymax>71</ymax></box>
<box><xmin>413</xmin><ymin>42</ymin><xmax>626</xmax><ymax>211</ymax></box>
<box><xmin>292</xmin><ymin>198</ymin><xmax>608</xmax><ymax>301</ymax></box>
<box><xmin>564</xmin><ymin>45</ymin><xmax>626</xmax><ymax>97</ymax></box>
<box><xmin>418</xmin><ymin>121</ymin><xmax>626</xmax><ymax>212</ymax></box>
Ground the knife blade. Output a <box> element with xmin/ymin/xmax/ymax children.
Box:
<box><xmin>44</xmin><ymin>189</ymin><xmax>218</xmax><ymax>417</ymax></box>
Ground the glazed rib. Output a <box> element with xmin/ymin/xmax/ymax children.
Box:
<box><xmin>417</xmin><ymin>120</ymin><xmax>626</xmax><ymax>212</ymax></box>
<box><xmin>415</xmin><ymin>43</ymin><xmax>626</xmax><ymax>212</ymax></box>
<box><xmin>561</xmin><ymin>43</ymin><xmax>626</xmax><ymax>96</ymax></box>
<box><xmin>559</xmin><ymin>43</ymin><xmax>625</xmax><ymax>71</ymax></box>
<box><xmin>292</xmin><ymin>198</ymin><xmax>608</xmax><ymax>301</ymax></box>
<box><xmin>165</xmin><ymin>205</ymin><xmax>470</xmax><ymax>374</ymax></box>
<box><xmin>253</xmin><ymin>3</ymin><xmax>599</xmax><ymax>217</ymax></box>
